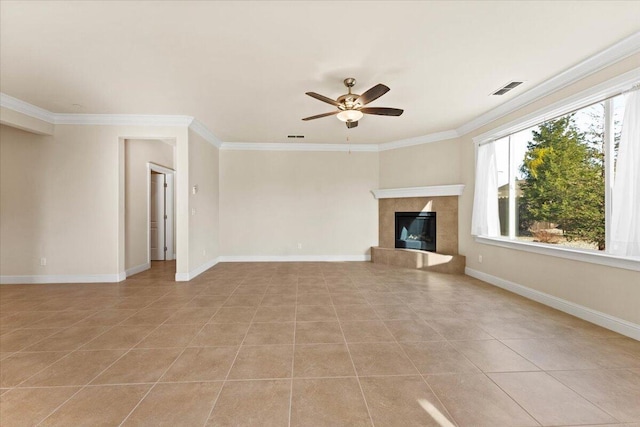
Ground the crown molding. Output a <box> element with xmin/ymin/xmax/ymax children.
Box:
<box><xmin>0</xmin><ymin>93</ymin><xmax>56</xmax><ymax>123</ymax></box>
<box><xmin>219</xmin><ymin>141</ymin><xmax>379</xmax><ymax>152</ymax></box>
<box><xmin>2</xmin><ymin>32</ymin><xmax>638</xmax><ymax>151</ymax></box>
<box><xmin>378</xmin><ymin>130</ymin><xmax>459</xmax><ymax>151</ymax></box>
<box><xmin>188</xmin><ymin>118</ymin><xmax>222</xmax><ymax>148</ymax></box>
<box><xmin>456</xmin><ymin>31</ymin><xmax>640</xmax><ymax>136</ymax></box>
<box><xmin>472</xmin><ymin>67</ymin><xmax>640</xmax><ymax>145</ymax></box>
<box><xmin>54</xmin><ymin>113</ymin><xmax>193</xmax><ymax>127</ymax></box>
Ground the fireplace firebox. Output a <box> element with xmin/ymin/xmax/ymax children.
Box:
<box><xmin>395</xmin><ymin>212</ymin><xmax>436</xmax><ymax>252</ymax></box>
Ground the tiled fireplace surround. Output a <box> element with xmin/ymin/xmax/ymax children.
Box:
<box><xmin>371</xmin><ymin>195</ymin><xmax>466</xmax><ymax>274</ymax></box>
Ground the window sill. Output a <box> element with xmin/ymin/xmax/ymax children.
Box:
<box><xmin>475</xmin><ymin>236</ymin><xmax>640</xmax><ymax>272</ymax></box>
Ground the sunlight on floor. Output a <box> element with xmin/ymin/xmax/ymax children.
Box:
<box><xmin>418</xmin><ymin>398</ymin><xmax>455</xmax><ymax>427</ymax></box>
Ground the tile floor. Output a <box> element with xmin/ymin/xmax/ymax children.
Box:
<box><xmin>1</xmin><ymin>261</ymin><xmax>639</xmax><ymax>426</ymax></box>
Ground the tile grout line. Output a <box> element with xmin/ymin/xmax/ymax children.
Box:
<box><xmin>538</xmin><ymin>369</ymin><xmax>626</xmax><ymax>423</ymax></box>
<box><xmin>331</xmin><ymin>293</ymin><xmax>377</xmax><ymax>427</ymax></box>
<box><xmin>287</xmin><ymin>279</ymin><xmax>299</xmax><ymax>427</ymax></box>
<box><xmin>7</xmin><ymin>297</ymin><xmax>168</xmax><ymax>389</ymax></box>
<box><xmin>9</xmin><ymin>373</ymin><xmax>466</xmax><ymax>389</ymax></box>
<box><xmin>200</xmin><ymin>278</ymin><xmax>267</xmax><ymax>427</ymax></box>
<box><xmin>117</xmin><ymin>283</ymin><xmax>241</xmax><ymax>426</ymax></box>
<box><xmin>483</xmin><ymin>372</ymin><xmax>544</xmax><ymax>426</ymax></box>
<box><xmin>376</xmin><ymin>303</ymin><xmax>460</xmax><ymax>427</ymax></box>
<box><xmin>34</xmin><ymin>290</ymin><xmax>206</xmax><ymax>427</ymax></box>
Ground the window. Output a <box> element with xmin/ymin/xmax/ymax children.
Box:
<box><xmin>493</xmin><ymin>97</ymin><xmax>622</xmax><ymax>252</ymax></box>
<box><xmin>472</xmin><ymin>77</ymin><xmax>640</xmax><ymax>269</ymax></box>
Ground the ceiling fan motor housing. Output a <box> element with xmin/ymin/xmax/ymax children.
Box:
<box><xmin>336</xmin><ymin>94</ymin><xmax>361</xmax><ymax>110</ymax></box>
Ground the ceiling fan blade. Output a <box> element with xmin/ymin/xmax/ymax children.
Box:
<box><xmin>346</xmin><ymin>121</ymin><xmax>358</xmax><ymax>129</ymax></box>
<box><xmin>360</xmin><ymin>107</ymin><xmax>404</xmax><ymax>116</ymax></box>
<box><xmin>302</xmin><ymin>111</ymin><xmax>340</xmax><ymax>121</ymax></box>
<box><xmin>356</xmin><ymin>84</ymin><xmax>390</xmax><ymax>105</ymax></box>
<box><xmin>305</xmin><ymin>92</ymin><xmax>341</xmax><ymax>107</ymax></box>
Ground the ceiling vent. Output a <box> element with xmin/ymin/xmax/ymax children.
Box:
<box><xmin>491</xmin><ymin>81</ymin><xmax>523</xmax><ymax>96</ymax></box>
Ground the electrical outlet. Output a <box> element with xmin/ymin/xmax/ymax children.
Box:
<box><xmin>191</xmin><ymin>208</ymin><xmax>196</xmax><ymax>216</ymax></box>
<box><xmin>40</xmin><ymin>257</ymin><xmax>47</xmax><ymax>266</ymax></box>
<box><xmin>297</xmin><ymin>243</ymin><xmax>302</xmax><ymax>249</ymax></box>
<box><xmin>478</xmin><ymin>255</ymin><xmax>483</xmax><ymax>263</ymax></box>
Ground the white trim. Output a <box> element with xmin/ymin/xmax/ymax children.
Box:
<box><xmin>218</xmin><ymin>255</ymin><xmax>371</xmax><ymax>262</ymax></box>
<box><xmin>458</xmin><ymin>31</ymin><xmax>640</xmax><ymax>136</ymax></box>
<box><xmin>189</xmin><ymin>118</ymin><xmax>222</xmax><ymax>148</ymax></box>
<box><xmin>0</xmin><ymin>273</ymin><xmax>124</xmax><ymax>284</ymax></box>
<box><xmin>219</xmin><ymin>142</ymin><xmax>379</xmax><ymax>152</ymax></box>
<box><xmin>54</xmin><ymin>114</ymin><xmax>193</xmax><ymax>127</ymax></box>
<box><xmin>0</xmin><ymin>93</ymin><xmax>55</xmax><ymax>123</ymax></box>
<box><xmin>465</xmin><ymin>267</ymin><xmax>640</xmax><ymax>341</ymax></box>
<box><xmin>148</xmin><ymin>162</ymin><xmax>175</xmax><ymax>175</ymax></box>
<box><xmin>472</xmin><ymin>68</ymin><xmax>640</xmax><ymax>145</ymax></box>
<box><xmin>125</xmin><ymin>262</ymin><xmax>150</xmax><ymax>277</ymax></box>
<box><xmin>371</xmin><ymin>184</ymin><xmax>465</xmax><ymax>199</ymax></box>
<box><xmin>175</xmin><ymin>257</ymin><xmax>220</xmax><ymax>281</ymax></box>
<box><xmin>475</xmin><ymin>236</ymin><xmax>640</xmax><ymax>272</ymax></box>
<box><xmin>378</xmin><ymin>130</ymin><xmax>460</xmax><ymax>151</ymax></box>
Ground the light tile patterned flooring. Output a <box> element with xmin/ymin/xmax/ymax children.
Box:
<box><xmin>1</xmin><ymin>261</ymin><xmax>639</xmax><ymax>426</ymax></box>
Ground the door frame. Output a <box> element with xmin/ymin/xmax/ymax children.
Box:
<box><xmin>147</xmin><ymin>162</ymin><xmax>175</xmax><ymax>264</ymax></box>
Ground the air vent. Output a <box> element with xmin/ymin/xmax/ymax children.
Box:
<box><xmin>287</xmin><ymin>135</ymin><xmax>305</xmax><ymax>139</ymax></box>
<box><xmin>491</xmin><ymin>81</ymin><xmax>523</xmax><ymax>96</ymax></box>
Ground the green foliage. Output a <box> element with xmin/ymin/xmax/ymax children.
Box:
<box><xmin>519</xmin><ymin>115</ymin><xmax>605</xmax><ymax>249</ymax></box>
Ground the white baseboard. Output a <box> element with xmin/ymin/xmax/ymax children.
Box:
<box><xmin>175</xmin><ymin>257</ymin><xmax>220</xmax><ymax>281</ymax></box>
<box><xmin>218</xmin><ymin>255</ymin><xmax>371</xmax><ymax>262</ymax></box>
<box><xmin>125</xmin><ymin>262</ymin><xmax>150</xmax><ymax>277</ymax></box>
<box><xmin>465</xmin><ymin>267</ymin><xmax>640</xmax><ymax>341</ymax></box>
<box><xmin>0</xmin><ymin>273</ymin><xmax>124</xmax><ymax>285</ymax></box>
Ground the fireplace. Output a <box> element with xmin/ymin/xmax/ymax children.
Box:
<box><xmin>395</xmin><ymin>212</ymin><xmax>436</xmax><ymax>252</ymax></box>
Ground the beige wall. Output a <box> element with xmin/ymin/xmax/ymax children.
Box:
<box><xmin>125</xmin><ymin>139</ymin><xmax>174</xmax><ymax>271</ymax></box>
<box><xmin>379</xmin><ymin>138</ymin><xmax>462</xmax><ymax>188</ymax></box>
<box><xmin>220</xmin><ymin>150</ymin><xmax>379</xmax><ymax>258</ymax></box>
<box><xmin>0</xmin><ymin>124</ymin><xmax>119</xmax><ymax>276</ymax></box>
<box><xmin>188</xmin><ymin>129</ymin><xmax>220</xmax><ymax>271</ymax></box>
<box><xmin>459</xmin><ymin>53</ymin><xmax>640</xmax><ymax>324</ymax></box>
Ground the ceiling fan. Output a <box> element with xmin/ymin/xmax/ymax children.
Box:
<box><xmin>302</xmin><ymin>78</ymin><xmax>404</xmax><ymax>129</ymax></box>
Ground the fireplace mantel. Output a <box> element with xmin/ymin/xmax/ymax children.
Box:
<box><xmin>371</xmin><ymin>184</ymin><xmax>465</xmax><ymax>200</ymax></box>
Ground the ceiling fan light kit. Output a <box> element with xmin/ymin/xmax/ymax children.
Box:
<box><xmin>337</xmin><ymin>109</ymin><xmax>363</xmax><ymax>122</ymax></box>
<box><xmin>303</xmin><ymin>78</ymin><xmax>404</xmax><ymax>129</ymax></box>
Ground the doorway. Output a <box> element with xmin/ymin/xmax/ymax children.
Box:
<box><xmin>148</xmin><ymin>163</ymin><xmax>175</xmax><ymax>263</ymax></box>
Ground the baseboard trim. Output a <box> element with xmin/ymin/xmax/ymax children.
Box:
<box><xmin>175</xmin><ymin>257</ymin><xmax>220</xmax><ymax>282</ymax></box>
<box><xmin>218</xmin><ymin>255</ymin><xmax>371</xmax><ymax>263</ymax></box>
<box><xmin>0</xmin><ymin>273</ymin><xmax>123</xmax><ymax>285</ymax></box>
<box><xmin>125</xmin><ymin>262</ymin><xmax>151</xmax><ymax>277</ymax></box>
<box><xmin>465</xmin><ymin>267</ymin><xmax>640</xmax><ymax>341</ymax></box>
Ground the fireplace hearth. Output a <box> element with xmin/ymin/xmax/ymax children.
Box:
<box><xmin>395</xmin><ymin>211</ymin><xmax>436</xmax><ymax>252</ymax></box>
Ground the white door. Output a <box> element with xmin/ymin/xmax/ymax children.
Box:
<box><xmin>150</xmin><ymin>173</ymin><xmax>166</xmax><ymax>260</ymax></box>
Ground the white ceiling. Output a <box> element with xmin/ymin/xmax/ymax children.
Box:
<box><xmin>1</xmin><ymin>1</ymin><xmax>639</xmax><ymax>144</ymax></box>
